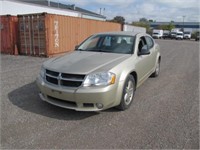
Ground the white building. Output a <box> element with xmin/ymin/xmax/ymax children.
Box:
<box><xmin>0</xmin><ymin>0</ymin><xmax>106</xmax><ymax>21</ymax></box>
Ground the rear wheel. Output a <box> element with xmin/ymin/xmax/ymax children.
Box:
<box><xmin>117</xmin><ymin>75</ymin><xmax>135</xmax><ymax>111</ymax></box>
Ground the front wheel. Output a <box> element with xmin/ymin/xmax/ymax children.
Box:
<box><xmin>116</xmin><ymin>75</ymin><xmax>135</xmax><ymax>111</ymax></box>
<box><xmin>151</xmin><ymin>59</ymin><xmax>160</xmax><ymax>77</ymax></box>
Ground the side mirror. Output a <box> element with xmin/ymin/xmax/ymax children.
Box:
<box><xmin>75</xmin><ymin>45</ymin><xmax>79</xmax><ymax>50</ymax></box>
<box><xmin>138</xmin><ymin>45</ymin><xmax>150</xmax><ymax>56</ymax></box>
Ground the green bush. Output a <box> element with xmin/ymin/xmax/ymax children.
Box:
<box><xmin>191</xmin><ymin>31</ymin><xmax>199</xmax><ymax>39</ymax></box>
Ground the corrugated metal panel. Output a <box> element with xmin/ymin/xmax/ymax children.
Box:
<box><xmin>18</xmin><ymin>13</ymin><xmax>46</xmax><ymax>56</ymax></box>
<box><xmin>18</xmin><ymin>15</ymin><xmax>32</xmax><ymax>55</ymax></box>
<box><xmin>46</xmin><ymin>14</ymin><xmax>121</xmax><ymax>56</ymax></box>
<box><xmin>18</xmin><ymin>13</ymin><xmax>121</xmax><ymax>57</ymax></box>
<box><xmin>0</xmin><ymin>15</ymin><xmax>18</xmax><ymax>55</ymax></box>
<box><xmin>123</xmin><ymin>24</ymin><xmax>146</xmax><ymax>33</ymax></box>
<box><xmin>31</xmin><ymin>15</ymin><xmax>46</xmax><ymax>55</ymax></box>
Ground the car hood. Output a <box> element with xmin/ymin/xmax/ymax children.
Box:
<box><xmin>44</xmin><ymin>51</ymin><xmax>131</xmax><ymax>74</ymax></box>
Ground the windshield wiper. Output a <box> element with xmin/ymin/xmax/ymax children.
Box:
<box><xmin>88</xmin><ymin>49</ymin><xmax>114</xmax><ymax>53</ymax></box>
<box><xmin>76</xmin><ymin>48</ymin><xmax>110</xmax><ymax>52</ymax></box>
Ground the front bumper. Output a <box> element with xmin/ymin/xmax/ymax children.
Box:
<box><xmin>184</xmin><ymin>36</ymin><xmax>190</xmax><ymax>39</ymax></box>
<box><xmin>152</xmin><ymin>35</ymin><xmax>160</xmax><ymax>39</ymax></box>
<box><xmin>36</xmin><ymin>76</ymin><xmax>122</xmax><ymax>111</ymax></box>
<box><xmin>176</xmin><ymin>36</ymin><xmax>183</xmax><ymax>39</ymax></box>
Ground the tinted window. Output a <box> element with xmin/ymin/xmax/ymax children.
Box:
<box><xmin>138</xmin><ymin>36</ymin><xmax>148</xmax><ymax>54</ymax></box>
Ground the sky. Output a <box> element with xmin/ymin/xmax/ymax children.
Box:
<box><xmin>54</xmin><ymin>0</ymin><xmax>200</xmax><ymax>23</ymax></box>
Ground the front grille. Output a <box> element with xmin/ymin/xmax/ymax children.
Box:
<box><xmin>61</xmin><ymin>80</ymin><xmax>82</xmax><ymax>87</ymax></box>
<box><xmin>46</xmin><ymin>76</ymin><xmax>58</xmax><ymax>85</ymax></box>
<box><xmin>45</xmin><ymin>69</ymin><xmax>85</xmax><ymax>88</ymax></box>
<box><xmin>46</xmin><ymin>69</ymin><xmax>59</xmax><ymax>76</ymax></box>
<box><xmin>61</xmin><ymin>73</ymin><xmax>85</xmax><ymax>80</ymax></box>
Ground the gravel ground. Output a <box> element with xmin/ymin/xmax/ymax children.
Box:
<box><xmin>1</xmin><ymin>39</ymin><xmax>199</xmax><ymax>149</ymax></box>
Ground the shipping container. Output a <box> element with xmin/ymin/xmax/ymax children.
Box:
<box><xmin>18</xmin><ymin>13</ymin><xmax>121</xmax><ymax>57</ymax></box>
<box><xmin>0</xmin><ymin>15</ymin><xmax>18</xmax><ymax>55</ymax></box>
<box><xmin>123</xmin><ymin>24</ymin><xmax>146</xmax><ymax>33</ymax></box>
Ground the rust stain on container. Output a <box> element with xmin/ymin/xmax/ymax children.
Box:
<box><xmin>0</xmin><ymin>15</ymin><xmax>18</xmax><ymax>55</ymax></box>
<box><xmin>18</xmin><ymin>13</ymin><xmax>121</xmax><ymax>57</ymax></box>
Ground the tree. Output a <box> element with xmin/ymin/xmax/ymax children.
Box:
<box><xmin>139</xmin><ymin>18</ymin><xmax>148</xmax><ymax>23</ymax></box>
<box><xmin>132</xmin><ymin>21</ymin><xmax>151</xmax><ymax>33</ymax></box>
<box><xmin>156</xmin><ymin>23</ymin><xmax>175</xmax><ymax>31</ymax></box>
<box><xmin>148</xmin><ymin>19</ymin><xmax>153</xmax><ymax>23</ymax></box>
<box><xmin>110</xmin><ymin>16</ymin><xmax>125</xmax><ymax>24</ymax></box>
<box><xmin>167</xmin><ymin>22</ymin><xmax>175</xmax><ymax>31</ymax></box>
<box><xmin>132</xmin><ymin>17</ymin><xmax>151</xmax><ymax>33</ymax></box>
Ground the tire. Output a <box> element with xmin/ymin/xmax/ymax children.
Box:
<box><xmin>151</xmin><ymin>59</ymin><xmax>160</xmax><ymax>77</ymax></box>
<box><xmin>116</xmin><ymin>75</ymin><xmax>135</xmax><ymax>111</ymax></box>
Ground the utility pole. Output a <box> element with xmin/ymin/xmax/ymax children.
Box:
<box><xmin>182</xmin><ymin>15</ymin><xmax>185</xmax><ymax>32</ymax></box>
<box><xmin>99</xmin><ymin>8</ymin><xmax>102</xmax><ymax>15</ymax></box>
<box><xmin>48</xmin><ymin>0</ymin><xmax>50</xmax><ymax>6</ymax></box>
<box><xmin>102</xmin><ymin>8</ymin><xmax>105</xmax><ymax>15</ymax></box>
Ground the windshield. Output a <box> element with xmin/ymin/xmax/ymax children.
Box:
<box><xmin>184</xmin><ymin>32</ymin><xmax>190</xmax><ymax>34</ymax></box>
<box><xmin>153</xmin><ymin>33</ymin><xmax>159</xmax><ymax>35</ymax></box>
<box><xmin>77</xmin><ymin>34</ymin><xmax>135</xmax><ymax>54</ymax></box>
<box><xmin>177</xmin><ymin>33</ymin><xmax>183</xmax><ymax>35</ymax></box>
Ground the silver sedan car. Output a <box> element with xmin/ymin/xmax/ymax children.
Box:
<box><xmin>37</xmin><ymin>31</ymin><xmax>161</xmax><ymax>111</ymax></box>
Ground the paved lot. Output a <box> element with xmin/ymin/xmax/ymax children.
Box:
<box><xmin>1</xmin><ymin>39</ymin><xmax>199</xmax><ymax>149</ymax></box>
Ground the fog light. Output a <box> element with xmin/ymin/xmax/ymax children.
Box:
<box><xmin>96</xmin><ymin>103</ymin><xmax>103</xmax><ymax>109</ymax></box>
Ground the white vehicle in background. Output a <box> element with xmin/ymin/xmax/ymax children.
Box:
<box><xmin>176</xmin><ymin>31</ymin><xmax>184</xmax><ymax>40</ymax></box>
<box><xmin>152</xmin><ymin>29</ymin><xmax>163</xmax><ymax>39</ymax></box>
<box><xmin>163</xmin><ymin>30</ymin><xmax>170</xmax><ymax>39</ymax></box>
<box><xmin>183</xmin><ymin>31</ymin><xmax>191</xmax><ymax>39</ymax></box>
<box><xmin>171</xmin><ymin>28</ymin><xmax>181</xmax><ymax>39</ymax></box>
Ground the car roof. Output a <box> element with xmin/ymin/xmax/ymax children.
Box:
<box><xmin>95</xmin><ymin>31</ymin><xmax>145</xmax><ymax>36</ymax></box>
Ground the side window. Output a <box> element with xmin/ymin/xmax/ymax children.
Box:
<box><xmin>145</xmin><ymin>36</ymin><xmax>154</xmax><ymax>49</ymax></box>
<box><xmin>102</xmin><ymin>36</ymin><xmax>112</xmax><ymax>46</ymax></box>
<box><xmin>138</xmin><ymin>36</ymin><xmax>147</xmax><ymax>53</ymax></box>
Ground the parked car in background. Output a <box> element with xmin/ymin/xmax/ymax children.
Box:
<box><xmin>163</xmin><ymin>30</ymin><xmax>171</xmax><ymax>39</ymax></box>
<box><xmin>152</xmin><ymin>29</ymin><xmax>163</xmax><ymax>39</ymax></box>
<box><xmin>171</xmin><ymin>28</ymin><xmax>181</xmax><ymax>39</ymax></box>
<box><xmin>184</xmin><ymin>31</ymin><xmax>191</xmax><ymax>40</ymax></box>
<box><xmin>176</xmin><ymin>31</ymin><xmax>184</xmax><ymax>40</ymax></box>
<box><xmin>195</xmin><ymin>32</ymin><xmax>199</xmax><ymax>41</ymax></box>
<box><xmin>170</xmin><ymin>32</ymin><xmax>177</xmax><ymax>39</ymax></box>
<box><xmin>37</xmin><ymin>31</ymin><xmax>161</xmax><ymax>111</ymax></box>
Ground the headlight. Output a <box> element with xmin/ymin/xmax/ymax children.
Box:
<box><xmin>40</xmin><ymin>66</ymin><xmax>45</xmax><ymax>79</ymax></box>
<box><xmin>83</xmin><ymin>72</ymin><xmax>116</xmax><ymax>87</ymax></box>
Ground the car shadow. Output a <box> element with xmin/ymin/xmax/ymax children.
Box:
<box><xmin>8</xmin><ymin>82</ymin><xmax>99</xmax><ymax>121</ymax></box>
